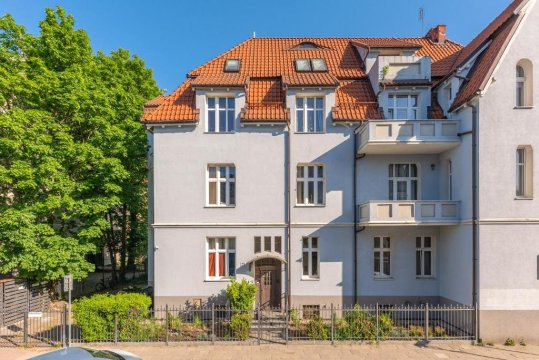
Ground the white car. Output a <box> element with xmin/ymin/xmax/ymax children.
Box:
<box><xmin>29</xmin><ymin>347</ymin><xmax>141</xmax><ymax>360</ymax></box>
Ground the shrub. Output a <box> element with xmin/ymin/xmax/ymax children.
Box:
<box><xmin>378</xmin><ymin>313</ymin><xmax>393</xmax><ymax>339</ymax></box>
<box><xmin>290</xmin><ymin>309</ymin><xmax>301</xmax><ymax>327</ymax></box>
<box><xmin>230</xmin><ymin>312</ymin><xmax>252</xmax><ymax>340</ymax></box>
<box><xmin>73</xmin><ymin>293</ymin><xmax>152</xmax><ymax>342</ymax></box>
<box><xmin>431</xmin><ymin>325</ymin><xmax>447</xmax><ymax>338</ymax></box>
<box><xmin>335</xmin><ymin>306</ymin><xmax>380</xmax><ymax>340</ymax></box>
<box><xmin>306</xmin><ymin>316</ymin><xmax>329</xmax><ymax>340</ymax></box>
<box><xmin>408</xmin><ymin>325</ymin><xmax>424</xmax><ymax>338</ymax></box>
<box><xmin>167</xmin><ymin>312</ymin><xmax>182</xmax><ymax>332</ymax></box>
<box><xmin>504</xmin><ymin>338</ymin><xmax>515</xmax><ymax>346</ymax></box>
<box><xmin>519</xmin><ymin>338</ymin><xmax>526</xmax><ymax>346</ymax></box>
<box><xmin>225</xmin><ymin>279</ymin><xmax>257</xmax><ymax>311</ymax></box>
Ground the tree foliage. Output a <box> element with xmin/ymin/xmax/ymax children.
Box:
<box><xmin>0</xmin><ymin>8</ymin><xmax>160</xmax><ymax>281</ymax></box>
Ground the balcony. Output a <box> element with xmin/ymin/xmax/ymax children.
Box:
<box><xmin>357</xmin><ymin>120</ymin><xmax>460</xmax><ymax>155</ymax></box>
<box><xmin>358</xmin><ymin>200</ymin><xmax>460</xmax><ymax>226</ymax></box>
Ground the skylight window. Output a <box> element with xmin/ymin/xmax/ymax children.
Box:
<box><xmin>295</xmin><ymin>59</ymin><xmax>311</xmax><ymax>72</ymax></box>
<box><xmin>224</xmin><ymin>59</ymin><xmax>240</xmax><ymax>72</ymax></box>
<box><xmin>295</xmin><ymin>59</ymin><xmax>328</xmax><ymax>72</ymax></box>
<box><xmin>311</xmin><ymin>59</ymin><xmax>327</xmax><ymax>71</ymax></box>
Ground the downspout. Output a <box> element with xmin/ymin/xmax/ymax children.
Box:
<box><xmin>286</xmin><ymin>122</ymin><xmax>292</xmax><ymax>309</ymax></box>
<box><xmin>353</xmin><ymin>124</ymin><xmax>367</xmax><ymax>305</ymax></box>
<box><xmin>468</xmin><ymin>101</ymin><xmax>479</xmax><ymax>341</ymax></box>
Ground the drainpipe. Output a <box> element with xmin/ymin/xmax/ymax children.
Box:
<box><xmin>468</xmin><ymin>101</ymin><xmax>479</xmax><ymax>341</ymax></box>
<box><xmin>286</xmin><ymin>122</ymin><xmax>292</xmax><ymax>310</ymax></box>
<box><xmin>353</xmin><ymin>124</ymin><xmax>367</xmax><ymax>305</ymax></box>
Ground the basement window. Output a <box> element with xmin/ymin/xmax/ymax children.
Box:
<box><xmin>224</xmin><ymin>59</ymin><xmax>240</xmax><ymax>72</ymax></box>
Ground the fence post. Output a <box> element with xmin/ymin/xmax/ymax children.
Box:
<box><xmin>474</xmin><ymin>302</ymin><xmax>479</xmax><ymax>343</ymax></box>
<box><xmin>165</xmin><ymin>305</ymin><xmax>169</xmax><ymax>345</ymax></box>
<box><xmin>376</xmin><ymin>303</ymin><xmax>379</xmax><ymax>342</ymax></box>
<box><xmin>62</xmin><ymin>305</ymin><xmax>66</xmax><ymax>347</ymax></box>
<box><xmin>424</xmin><ymin>303</ymin><xmax>429</xmax><ymax>342</ymax></box>
<box><xmin>330</xmin><ymin>303</ymin><xmax>334</xmax><ymax>345</ymax></box>
<box><xmin>23</xmin><ymin>311</ymin><xmax>29</xmax><ymax>347</ymax></box>
<box><xmin>257</xmin><ymin>301</ymin><xmax>261</xmax><ymax>345</ymax></box>
<box><xmin>211</xmin><ymin>304</ymin><xmax>215</xmax><ymax>345</ymax></box>
<box><xmin>114</xmin><ymin>314</ymin><xmax>118</xmax><ymax>344</ymax></box>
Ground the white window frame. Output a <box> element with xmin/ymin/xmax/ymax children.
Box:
<box><xmin>416</xmin><ymin>236</ymin><xmax>435</xmax><ymax>278</ymax></box>
<box><xmin>374</xmin><ymin>236</ymin><xmax>391</xmax><ymax>278</ymax></box>
<box><xmin>296</xmin><ymin>96</ymin><xmax>325</xmax><ymax>133</ymax></box>
<box><xmin>206</xmin><ymin>237</ymin><xmax>236</xmax><ymax>280</ymax></box>
<box><xmin>387</xmin><ymin>94</ymin><xmax>419</xmax><ymax>120</ymax></box>
<box><xmin>388</xmin><ymin>163</ymin><xmax>420</xmax><ymax>201</ymax></box>
<box><xmin>207</xmin><ymin>96</ymin><xmax>235</xmax><ymax>133</ymax></box>
<box><xmin>207</xmin><ymin>164</ymin><xmax>236</xmax><ymax>207</ymax></box>
<box><xmin>254</xmin><ymin>236</ymin><xmax>282</xmax><ymax>254</ymax></box>
<box><xmin>296</xmin><ymin>164</ymin><xmax>325</xmax><ymax>206</ymax></box>
<box><xmin>302</xmin><ymin>237</ymin><xmax>320</xmax><ymax>279</ymax></box>
<box><xmin>516</xmin><ymin>146</ymin><xmax>533</xmax><ymax>198</ymax></box>
<box><xmin>516</xmin><ymin>65</ymin><xmax>526</xmax><ymax>107</ymax></box>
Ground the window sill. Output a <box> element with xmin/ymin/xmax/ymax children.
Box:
<box><xmin>295</xmin><ymin>132</ymin><xmax>326</xmax><ymax>135</ymax></box>
<box><xmin>204</xmin><ymin>132</ymin><xmax>236</xmax><ymax>134</ymax></box>
<box><xmin>514</xmin><ymin>106</ymin><xmax>534</xmax><ymax>110</ymax></box>
<box><xmin>204</xmin><ymin>278</ymin><xmax>234</xmax><ymax>283</ymax></box>
<box><xmin>204</xmin><ymin>205</ymin><xmax>236</xmax><ymax>208</ymax></box>
<box><xmin>373</xmin><ymin>276</ymin><xmax>394</xmax><ymax>281</ymax></box>
<box><xmin>295</xmin><ymin>204</ymin><xmax>326</xmax><ymax>208</ymax></box>
<box><xmin>515</xmin><ymin>197</ymin><xmax>533</xmax><ymax>200</ymax></box>
<box><xmin>301</xmin><ymin>277</ymin><xmax>320</xmax><ymax>281</ymax></box>
<box><xmin>416</xmin><ymin>276</ymin><xmax>437</xmax><ymax>280</ymax></box>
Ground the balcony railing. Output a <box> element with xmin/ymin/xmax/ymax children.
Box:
<box><xmin>357</xmin><ymin>120</ymin><xmax>460</xmax><ymax>155</ymax></box>
<box><xmin>358</xmin><ymin>200</ymin><xmax>460</xmax><ymax>225</ymax></box>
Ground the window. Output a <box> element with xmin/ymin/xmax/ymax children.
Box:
<box><xmin>448</xmin><ymin>160</ymin><xmax>453</xmax><ymax>200</ymax></box>
<box><xmin>254</xmin><ymin>236</ymin><xmax>282</xmax><ymax>253</ymax></box>
<box><xmin>207</xmin><ymin>97</ymin><xmax>235</xmax><ymax>133</ymax></box>
<box><xmin>224</xmin><ymin>59</ymin><xmax>240</xmax><ymax>72</ymax></box>
<box><xmin>516</xmin><ymin>60</ymin><xmax>533</xmax><ymax>107</ymax></box>
<box><xmin>207</xmin><ymin>238</ymin><xmax>236</xmax><ymax>279</ymax></box>
<box><xmin>296</xmin><ymin>97</ymin><xmax>324</xmax><ymax>132</ymax></box>
<box><xmin>302</xmin><ymin>237</ymin><xmax>319</xmax><ymax>278</ymax></box>
<box><xmin>416</xmin><ymin>237</ymin><xmax>434</xmax><ymax>277</ymax></box>
<box><xmin>297</xmin><ymin>164</ymin><xmax>325</xmax><ymax>205</ymax></box>
<box><xmin>388</xmin><ymin>164</ymin><xmax>418</xmax><ymax>200</ymax></box>
<box><xmin>297</xmin><ymin>42</ymin><xmax>318</xmax><ymax>49</ymax></box>
<box><xmin>302</xmin><ymin>305</ymin><xmax>320</xmax><ymax>319</ymax></box>
<box><xmin>207</xmin><ymin>165</ymin><xmax>236</xmax><ymax>206</ymax></box>
<box><xmin>388</xmin><ymin>94</ymin><xmax>418</xmax><ymax>119</ymax></box>
<box><xmin>516</xmin><ymin>146</ymin><xmax>533</xmax><ymax>198</ymax></box>
<box><xmin>294</xmin><ymin>58</ymin><xmax>327</xmax><ymax>72</ymax></box>
<box><xmin>374</xmin><ymin>237</ymin><xmax>391</xmax><ymax>278</ymax></box>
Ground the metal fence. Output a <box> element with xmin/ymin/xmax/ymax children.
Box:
<box><xmin>0</xmin><ymin>304</ymin><xmax>476</xmax><ymax>347</ymax></box>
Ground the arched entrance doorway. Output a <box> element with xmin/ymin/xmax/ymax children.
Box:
<box><xmin>255</xmin><ymin>258</ymin><xmax>282</xmax><ymax>309</ymax></box>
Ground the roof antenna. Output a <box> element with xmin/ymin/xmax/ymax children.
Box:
<box><xmin>253</xmin><ymin>31</ymin><xmax>256</xmax><ymax>38</ymax></box>
<box><xmin>419</xmin><ymin>6</ymin><xmax>425</xmax><ymax>36</ymax></box>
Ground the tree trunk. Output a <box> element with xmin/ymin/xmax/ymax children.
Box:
<box><xmin>127</xmin><ymin>210</ymin><xmax>138</xmax><ymax>275</ymax></box>
<box><xmin>119</xmin><ymin>204</ymin><xmax>128</xmax><ymax>282</ymax></box>
<box><xmin>107</xmin><ymin>212</ymin><xmax>118</xmax><ymax>285</ymax></box>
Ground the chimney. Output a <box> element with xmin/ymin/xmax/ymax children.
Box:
<box><xmin>426</xmin><ymin>24</ymin><xmax>446</xmax><ymax>44</ymax></box>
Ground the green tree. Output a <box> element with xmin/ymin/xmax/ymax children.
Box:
<box><xmin>0</xmin><ymin>7</ymin><xmax>160</xmax><ymax>282</ymax></box>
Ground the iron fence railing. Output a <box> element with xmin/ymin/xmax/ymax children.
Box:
<box><xmin>0</xmin><ymin>303</ymin><xmax>476</xmax><ymax>347</ymax></box>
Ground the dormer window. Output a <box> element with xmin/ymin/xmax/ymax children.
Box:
<box><xmin>298</xmin><ymin>42</ymin><xmax>318</xmax><ymax>49</ymax></box>
<box><xmin>224</xmin><ymin>59</ymin><xmax>240</xmax><ymax>72</ymax></box>
<box><xmin>295</xmin><ymin>59</ymin><xmax>311</xmax><ymax>72</ymax></box>
<box><xmin>294</xmin><ymin>58</ymin><xmax>327</xmax><ymax>72</ymax></box>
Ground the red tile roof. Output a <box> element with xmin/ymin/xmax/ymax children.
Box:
<box><xmin>332</xmin><ymin>79</ymin><xmax>382</xmax><ymax>121</ymax></box>
<box><xmin>241</xmin><ymin>78</ymin><xmax>288</xmax><ymax>121</ymax></box>
<box><xmin>142</xmin><ymin>35</ymin><xmax>464</xmax><ymax>123</ymax></box>
<box><xmin>142</xmin><ymin>80</ymin><xmax>199</xmax><ymax>123</ymax></box>
<box><xmin>449</xmin><ymin>0</ymin><xmax>528</xmax><ymax>110</ymax></box>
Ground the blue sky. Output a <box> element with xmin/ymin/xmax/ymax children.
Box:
<box><xmin>2</xmin><ymin>0</ymin><xmax>511</xmax><ymax>93</ymax></box>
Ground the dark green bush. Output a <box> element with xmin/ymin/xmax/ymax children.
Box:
<box><xmin>230</xmin><ymin>313</ymin><xmax>251</xmax><ymax>340</ymax></box>
<box><xmin>73</xmin><ymin>293</ymin><xmax>152</xmax><ymax>342</ymax></box>
<box><xmin>335</xmin><ymin>306</ymin><xmax>393</xmax><ymax>340</ymax></box>
<box><xmin>306</xmin><ymin>316</ymin><xmax>329</xmax><ymax>340</ymax></box>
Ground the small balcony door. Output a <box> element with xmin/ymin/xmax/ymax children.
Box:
<box><xmin>388</xmin><ymin>163</ymin><xmax>419</xmax><ymax>200</ymax></box>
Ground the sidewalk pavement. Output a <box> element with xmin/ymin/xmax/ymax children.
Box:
<box><xmin>2</xmin><ymin>342</ymin><xmax>539</xmax><ymax>360</ymax></box>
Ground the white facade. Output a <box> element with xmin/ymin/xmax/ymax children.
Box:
<box><xmin>146</xmin><ymin>0</ymin><xmax>539</xmax><ymax>342</ymax></box>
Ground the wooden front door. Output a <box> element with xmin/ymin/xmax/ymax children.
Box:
<box><xmin>255</xmin><ymin>259</ymin><xmax>281</xmax><ymax>309</ymax></box>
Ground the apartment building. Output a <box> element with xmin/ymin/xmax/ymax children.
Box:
<box><xmin>142</xmin><ymin>0</ymin><xmax>539</xmax><ymax>341</ymax></box>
